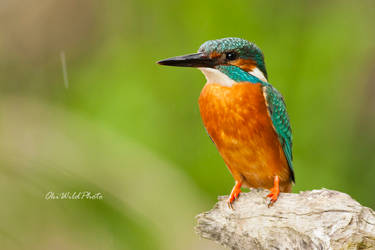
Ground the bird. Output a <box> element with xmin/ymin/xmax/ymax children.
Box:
<box><xmin>157</xmin><ymin>37</ymin><xmax>294</xmax><ymax>207</ymax></box>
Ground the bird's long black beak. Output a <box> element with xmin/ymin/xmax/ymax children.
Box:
<box><xmin>157</xmin><ymin>52</ymin><xmax>215</xmax><ymax>68</ymax></box>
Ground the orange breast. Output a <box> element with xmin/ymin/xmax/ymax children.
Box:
<box><xmin>199</xmin><ymin>83</ymin><xmax>291</xmax><ymax>190</ymax></box>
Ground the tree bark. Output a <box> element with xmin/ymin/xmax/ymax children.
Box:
<box><xmin>195</xmin><ymin>189</ymin><xmax>375</xmax><ymax>250</ymax></box>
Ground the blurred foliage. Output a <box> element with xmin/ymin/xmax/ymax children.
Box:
<box><xmin>0</xmin><ymin>0</ymin><xmax>375</xmax><ymax>249</ymax></box>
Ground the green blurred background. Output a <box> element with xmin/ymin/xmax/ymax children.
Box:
<box><xmin>1</xmin><ymin>0</ymin><xmax>375</xmax><ymax>249</ymax></box>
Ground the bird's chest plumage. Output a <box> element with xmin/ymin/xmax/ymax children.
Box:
<box><xmin>198</xmin><ymin>83</ymin><xmax>289</xmax><ymax>188</ymax></box>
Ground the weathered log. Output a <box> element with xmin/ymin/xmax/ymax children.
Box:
<box><xmin>195</xmin><ymin>189</ymin><xmax>375</xmax><ymax>250</ymax></box>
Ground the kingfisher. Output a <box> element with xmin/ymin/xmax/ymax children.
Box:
<box><xmin>157</xmin><ymin>37</ymin><xmax>294</xmax><ymax>207</ymax></box>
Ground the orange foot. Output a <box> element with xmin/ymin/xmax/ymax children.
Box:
<box><xmin>227</xmin><ymin>181</ymin><xmax>242</xmax><ymax>209</ymax></box>
<box><xmin>267</xmin><ymin>175</ymin><xmax>280</xmax><ymax>207</ymax></box>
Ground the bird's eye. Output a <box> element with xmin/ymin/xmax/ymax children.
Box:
<box><xmin>226</xmin><ymin>52</ymin><xmax>238</xmax><ymax>61</ymax></box>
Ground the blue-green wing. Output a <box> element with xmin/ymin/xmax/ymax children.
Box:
<box><xmin>263</xmin><ymin>85</ymin><xmax>295</xmax><ymax>182</ymax></box>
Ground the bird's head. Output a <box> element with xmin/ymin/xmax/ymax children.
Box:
<box><xmin>158</xmin><ymin>37</ymin><xmax>268</xmax><ymax>86</ymax></box>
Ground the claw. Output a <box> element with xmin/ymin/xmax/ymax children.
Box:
<box><xmin>267</xmin><ymin>176</ymin><xmax>280</xmax><ymax>207</ymax></box>
<box><xmin>227</xmin><ymin>180</ymin><xmax>242</xmax><ymax>209</ymax></box>
<box><xmin>227</xmin><ymin>201</ymin><xmax>233</xmax><ymax>209</ymax></box>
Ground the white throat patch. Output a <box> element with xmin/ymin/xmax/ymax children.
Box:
<box><xmin>249</xmin><ymin>67</ymin><xmax>267</xmax><ymax>82</ymax></box>
<box><xmin>198</xmin><ymin>67</ymin><xmax>267</xmax><ymax>87</ymax></box>
<box><xmin>198</xmin><ymin>68</ymin><xmax>236</xmax><ymax>87</ymax></box>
